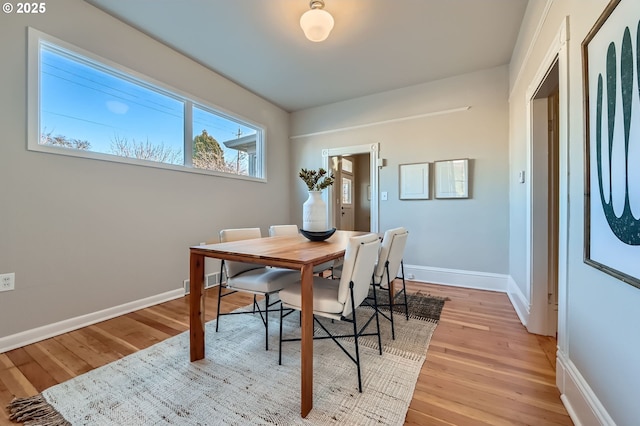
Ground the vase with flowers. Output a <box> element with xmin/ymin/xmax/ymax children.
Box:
<box><xmin>299</xmin><ymin>168</ymin><xmax>335</xmax><ymax>232</ymax></box>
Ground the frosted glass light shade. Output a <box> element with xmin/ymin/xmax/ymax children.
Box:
<box><xmin>300</xmin><ymin>8</ymin><xmax>334</xmax><ymax>42</ymax></box>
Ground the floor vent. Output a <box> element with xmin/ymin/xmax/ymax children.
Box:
<box><xmin>183</xmin><ymin>272</ymin><xmax>221</xmax><ymax>295</ymax></box>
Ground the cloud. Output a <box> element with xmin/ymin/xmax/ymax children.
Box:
<box><xmin>106</xmin><ymin>100</ymin><xmax>129</xmax><ymax>114</ymax></box>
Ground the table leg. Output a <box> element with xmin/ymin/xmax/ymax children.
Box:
<box><xmin>190</xmin><ymin>251</ymin><xmax>205</xmax><ymax>361</ymax></box>
<box><xmin>300</xmin><ymin>264</ymin><xmax>314</xmax><ymax>417</ymax></box>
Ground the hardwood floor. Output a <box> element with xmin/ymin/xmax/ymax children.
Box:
<box><xmin>0</xmin><ymin>282</ymin><xmax>572</xmax><ymax>425</ymax></box>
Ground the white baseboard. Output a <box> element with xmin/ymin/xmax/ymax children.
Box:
<box><xmin>403</xmin><ymin>264</ymin><xmax>509</xmax><ymax>293</ymax></box>
<box><xmin>556</xmin><ymin>350</ymin><xmax>616</xmax><ymax>426</ymax></box>
<box><xmin>506</xmin><ymin>275</ymin><xmax>529</xmax><ymax>327</ymax></box>
<box><xmin>0</xmin><ymin>288</ymin><xmax>184</xmax><ymax>354</ymax></box>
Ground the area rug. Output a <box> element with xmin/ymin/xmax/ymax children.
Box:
<box><xmin>8</xmin><ymin>293</ymin><xmax>445</xmax><ymax>425</ymax></box>
<box><xmin>369</xmin><ymin>288</ymin><xmax>447</xmax><ymax>322</ymax></box>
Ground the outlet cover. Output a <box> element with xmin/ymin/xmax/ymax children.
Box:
<box><xmin>0</xmin><ymin>273</ymin><xmax>15</xmax><ymax>292</ymax></box>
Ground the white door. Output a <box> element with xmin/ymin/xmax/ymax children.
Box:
<box><xmin>340</xmin><ymin>173</ymin><xmax>354</xmax><ymax>230</ymax></box>
<box><xmin>529</xmin><ymin>63</ymin><xmax>560</xmax><ymax>337</ymax></box>
<box><xmin>335</xmin><ymin>157</ymin><xmax>354</xmax><ymax>230</ymax></box>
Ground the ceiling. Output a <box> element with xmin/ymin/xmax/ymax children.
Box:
<box><xmin>86</xmin><ymin>0</ymin><xmax>529</xmax><ymax>112</ymax></box>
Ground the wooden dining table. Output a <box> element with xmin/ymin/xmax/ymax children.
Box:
<box><xmin>189</xmin><ymin>229</ymin><xmax>365</xmax><ymax>418</ymax></box>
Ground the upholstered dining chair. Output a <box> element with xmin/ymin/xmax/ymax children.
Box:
<box><xmin>278</xmin><ymin>233</ymin><xmax>382</xmax><ymax>393</ymax></box>
<box><xmin>268</xmin><ymin>224</ymin><xmax>299</xmax><ymax>236</ymax></box>
<box><xmin>370</xmin><ymin>227</ymin><xmax>409</xmax><ymax>340</ymax></box>
<box><xmin>268</xmin><ymin>225</ymin><xmax>334</xmax><ymax>276</ymax></box>
<box><xmin>216</xmin><ymin>228</ymin><xmax>299</xmax><ymax>350</ymax></box>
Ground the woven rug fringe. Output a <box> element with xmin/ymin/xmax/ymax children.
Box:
<box><xmin>7</xmin><ymin>394</ymin><xmax>71</xmax><ymax>426</ymax></box>
<box><xmin>360</xmin><ymin>303</ymin><xmax>441</xmax><ymax>324</ymax></box>
<box><xmin>336</xmin><ymin>330</ymin><xmax>431</xmax><ymax>362</ymax></box>
<box><xmin>380</xmin><ymin>310</ymin><xmax>440</xmax><ymax>324</ymax></box>
<box><xmin>416</xmin><ymin>293</ymin><xmax>450</xmax><ymax>301</ymax></box>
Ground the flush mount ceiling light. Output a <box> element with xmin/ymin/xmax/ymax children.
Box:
<box><xmin>300</xmin><ymin>0</ymin><xmax>334</xmax><ymax>42</ymax></box>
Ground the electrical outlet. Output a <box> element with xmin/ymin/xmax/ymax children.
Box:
<box><xmin>0</xmin><ymin>273</ymin><xmax>15</xmax><ymax>292</ymax></box>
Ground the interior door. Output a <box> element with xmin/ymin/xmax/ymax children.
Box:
<box><xmin>336</xmin><ymin>157</ymin><xmax>355</xmax><ymax>230</ymax></box>
<box><xmin>340</xmin><ymin>173</ymin><xmax>354</xmax><ymax>230</ymax></box>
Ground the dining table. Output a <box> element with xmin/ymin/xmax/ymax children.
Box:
<box><xmin>189</xmin><ymin>229</ymin><xmax>365</xmax><ymax>418</ymax></box>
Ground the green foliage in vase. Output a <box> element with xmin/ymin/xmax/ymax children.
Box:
<box><xmin>299</xmin><ymin>168</ymin><xmax>335</xmax><ymax>191</ymax></box>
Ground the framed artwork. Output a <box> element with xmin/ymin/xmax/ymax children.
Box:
<box><xmin>434</xmin><ymin>159</ymin><xmax>469</xmax><ymax>199</ymax></box>
<box><xmin>582</xmin><ymin>0</ymin><xmax>640</xmax><ymax>288</ymax></box>
<box><xmin>399</xmin><ymin>163</ymin><xmax>430</xmax><ymax>200</ymax></box>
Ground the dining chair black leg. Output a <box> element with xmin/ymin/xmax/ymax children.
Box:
<box><xmin>265</xmin><ymin>293</ymin><xmax>270</xmax><ymax>351</ymax></box>
<box><xmin>349</xmin><ymin>283</ymin><xmax>363</xmax><ymax>393</ymax></box>
<box><xmin>278</xmin><ymin>303</ymin><xmax>283</xmax><ymax>365</ymax></box>
<box><xmin>215</xmin><ymin>262</ymin><xmax>224</xmax><ymax>333</ymax></box>
<box><xmin>386</xmin><ymin>263</ymin><xmax>396</xmax><ymax>340</ymax></box>
<box><xmin>400</xmin><ymin>261</ymin><xmax>409</xmax><ymax>321</ymax></box>
<box><xmin>370</xmin><ymin>276</ymin><xmax>382</xmax><ymax>355</ymax></box>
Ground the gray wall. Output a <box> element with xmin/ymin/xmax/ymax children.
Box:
<box><xmin>290</xmin><ymin>66</ymin><xmax>510</xmax><ymax>275</ymax></box>
<box><xmin>509</xmin><ymin>0</ymin><xmax>640</xmax><ymax>424</ymax></box>
<box><xmin>0</xmin><ymin>0</ymin><xmax>291</xmax><ymax>338</ymax></box>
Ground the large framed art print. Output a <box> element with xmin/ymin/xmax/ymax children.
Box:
<box><xmin>582</xmin><ymin>0</ymin><xmax>640</xmax><ymax>289</ymax></box>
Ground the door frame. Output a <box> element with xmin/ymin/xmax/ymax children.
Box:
<box><xmin>322</xmin><ymin>143</ymin><xmax>379</xmax><ymax>233</ymax></box>
<box><xmin>524</xmin><ymin>17</ymin><xmax>569</xmax><ymax>341</ymax></box>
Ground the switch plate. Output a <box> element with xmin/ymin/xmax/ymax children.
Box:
<box><xmin>0</xmin><ymin>273</ymin><xmax>15</xmax><ymax>292</ymax></box>
<box><xmin>381</xmin><ymin>191</ymin><xmax>388</xmax><ymax>201</ymax></box>
<box><xmin>518</xmin><ymin>170</ymin><xmax>525</xmax><ymax>183</ymax></box>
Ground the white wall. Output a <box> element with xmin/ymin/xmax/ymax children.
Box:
<box><xmin>509</xmin><ymin>1</ymin><xmax>640</xmax><ymax>424</ymax></box>
<box><xmin>291</xmin><ymin>66</ymin><xmax>510</xmax><ymax>286</ymax></box>
<box><xmin>0</xmin><ymin>1</ymin><xmax>291</xmax><ymax>342</ymax></box>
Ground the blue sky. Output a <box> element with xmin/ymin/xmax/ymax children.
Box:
<box><xmin>40</xmin><ymin>45</ymin><xmax>256</xmax><ymax>164</ymax></box>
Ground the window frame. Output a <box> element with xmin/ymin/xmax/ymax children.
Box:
<box><xmin>27</xmin><ymin>27</ymin><xmax>267</xmax><ymax>182</ymax></box>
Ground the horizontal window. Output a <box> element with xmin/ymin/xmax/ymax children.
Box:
<box><xmin>28</xmin><ymin>28</ymin><xmax>265</xmax><ymax>181</ymax></box>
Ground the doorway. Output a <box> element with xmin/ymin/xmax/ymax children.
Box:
<box><xmin>529</xmin><ymin>61</ymin><xmax>560</xmax><ymax>337</ymax></box>
<box><xmin>322</xmin><ymin>143</ymin><xmax>379</xmax><ymax>233</ymax></box>
<box><xmin>330</xmin><ymin>155</ymin><xmax>371</xmax><ymax>231</ymax></box>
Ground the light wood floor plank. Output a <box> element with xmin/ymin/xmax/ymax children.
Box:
<box><xmin>0</xmin><ymin>282</ymin><xmax>572</xmax><ymax>425</ymax></box>
<box><xmin>21</xmin><ymin>344</ymin><xmax>74</xmax><ymax>385</ymax></box>
<box><xmin>0</xmin><ymin>353</ymin><xmax>38</xmax><ymax>399</ymax></box>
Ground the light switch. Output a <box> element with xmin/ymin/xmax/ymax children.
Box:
<box><xmin>518</xmin><ymin>170</ymin><xmax>525</xmax><ymax>184</ymax></box>
<box><xmin>381</xmin><ymin>191</ymin><xmax>388</xmax><ymax>201</ymax></box>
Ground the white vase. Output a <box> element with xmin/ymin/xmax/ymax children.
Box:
<box><xmin>302</xmin><ymin>191</ymin><xmax>327</xmax><ymax>231</ymax></box>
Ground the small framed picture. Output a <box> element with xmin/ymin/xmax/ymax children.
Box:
<box><xmin>399</xmin><ymin>163</ymin><xmax>430</xmax><ymax>200</ymax></box>
<box><xmin>434</xmin><ymin>159</ymin><xmax>469</xmax><ymax>199</ymax></box>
